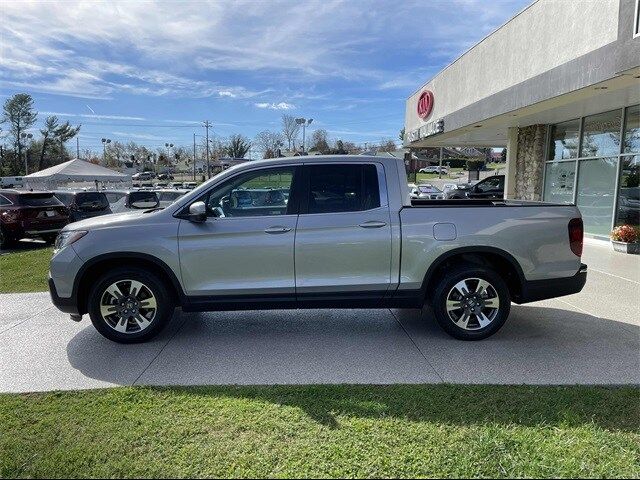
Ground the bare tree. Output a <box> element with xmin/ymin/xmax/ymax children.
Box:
<box><xmin>378</xmin><ymin>139</ymin><xmax>397</xmax><ymax>152</ymax></box>
<box><xmin>310</xmin><ymin>129</ymin><xmax>330</xmax><ymax>153</ymax></box>
<box><xmin>254</xmin><ymin>130</ymin><xmax>284</xmax><ymax>159</ymax></box>
<box><xmin>281</xmin><ymin>114</ymin><xmax>300</xmax><ymax>151</ymax></box>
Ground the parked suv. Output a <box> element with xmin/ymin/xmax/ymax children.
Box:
<box><xmin>0</xmin><ymin>190</ymin><xmax>69</xmax><ymax>247</ymax></box>
<box><xmin>103</xmin><ymin>190</ymin><xmax>160</xmax><ymax>213</ymax></box>
<box><xmin>53</xmin><ymin>191</ymin><xmax>112</xmax><ymax>223</ymax></box>
<box><xmin>49</xmin><ymin>156</ymin><xmax>586</xmax><ymax>344</ymax></box>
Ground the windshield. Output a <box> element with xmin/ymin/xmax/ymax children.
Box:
<box><xmin>18</xmin><ymin>193</ymin><xmax>64</xmax><ymax>207</ymax></box>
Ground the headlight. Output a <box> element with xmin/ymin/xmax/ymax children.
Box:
<box><xmin>54</xmin><ymin>230</ymin><xmax>88</xmax><ymax>253</ymax></box>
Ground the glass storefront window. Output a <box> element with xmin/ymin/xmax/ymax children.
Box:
<box><xmin>623</xmin><ymin>104</ymin><xmax>640</xmax><ymax>153</ymax></box>
<box><xmin>543</xmin><ymin>161</ymin><xmax>576</xmax><ymax>204</ymax></box>
<box><xmin>575</xmin><ymin>157</ymin><xmax>618</xmax><ymax>236</ymax></box>
<box><xmin>580</xmin><ymin>109</ymin><xmax>622</xmax><ymax>157</ymax></box>
<box><xmin>549</xmin><ymin>119</ymin><xmax>580</xmax><ymax>160</ymax></box>
<box><xmin>615</xmin><ymin>155</ymin><xmax>640</xmax><ymax>229</ymax></box>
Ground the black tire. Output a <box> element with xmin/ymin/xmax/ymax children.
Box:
<box><xmin>431</xmin><ymin>264</ymin><xmax>511</xmax><ymax>340</ymax></box>
<box><xmin>42</xmin><ymin>234</ymin><xmax>57</xmax><ymax>245</ymax></box>
<box><xmin>88</xmin><ymin>267</ymin><xmax>175</xmax><ymax>343</ymax></box>
<box><xmin>0</xmin><ymin>228</ymin><xmax>16</xmax><ymax>250</ymax></box>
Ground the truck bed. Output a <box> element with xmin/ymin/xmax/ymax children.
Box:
<box><xmin>409</xmin><ymin>199</ymin><xmax>569</xmax><ymax>207</ymax></box>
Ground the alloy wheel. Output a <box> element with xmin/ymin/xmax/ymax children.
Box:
<box><xmin>445</xmin><ymin>277</ymin><xmax>500</xmax><ymax>330</ymax></box>
<box><xmin>99</xmin><ymin>279</ymin><xmax>157</xmax><ymax>334</ymax></box>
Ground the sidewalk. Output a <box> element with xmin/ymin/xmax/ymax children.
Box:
<box><xmin>0</xmin><ymin>243</ymin><xmax>638</xmax><ymax>392</ymax></box>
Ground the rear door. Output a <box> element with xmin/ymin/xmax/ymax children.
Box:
<box><xmin>294</xmin><ymin>162</ymin><xmax>392</xmax><ymax>301</ymax></box>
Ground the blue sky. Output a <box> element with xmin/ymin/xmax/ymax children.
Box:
<box><xmin>1</xmin><ymin>0</ymin><xmax>528</xmax><ymax>157</ymax></box>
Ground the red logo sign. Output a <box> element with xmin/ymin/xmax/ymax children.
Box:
<box><xmin>417</xmin><ymin>90</ymin><xmax>434</xmax><ymax>119</ymax></box>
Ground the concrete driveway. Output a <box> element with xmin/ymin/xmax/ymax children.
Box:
<box><xmin>0</xmin><ymin>241</ymin><xmax>638</xmax><ymax>392</ymax></box>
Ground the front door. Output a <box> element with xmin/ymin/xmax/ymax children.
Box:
<box><xmin>469</xmin><ymin>175</ymin><xmax>505</xmax><ymax>199</ymax></box>
<box><xmin>178</xmin><ymin>166</ymin><xmax>299</xmax><ymax>298</ymax></box>
<box><xmin>294</xmin><ymin>163</ymin><xmax>392</xmax><ymax>301</ymax></box>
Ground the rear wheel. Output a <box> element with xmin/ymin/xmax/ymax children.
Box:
<box><xmin>88</xmin><ymin>267</ymin><xmax>174</xmax><ymax>343</ymax></box>
<box><xmin>431</xmin><ymin>264</ymin><xmax>510</xmax><ymax>340</ymax></box>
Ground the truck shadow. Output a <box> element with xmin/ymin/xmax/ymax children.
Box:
<box><xmin>65</xmin><ymin>303</ymin><xmax>640</xmax><ymax>390</ymax></box>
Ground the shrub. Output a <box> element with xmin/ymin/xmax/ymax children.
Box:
<box><xmin>611</xmin><ymin>224</ymin><xmax>639</xmax><ymax>243</ymax></box>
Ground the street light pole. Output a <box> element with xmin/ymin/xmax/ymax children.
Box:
<box><xmin>20</xmin><ymin>132</ymin><xmax>33</xmax><ymax>175</ymax></box>
<box><xmin>193</xmin><ymin>133</ymin><xmax>197</xmax><ymax>181</ymax></box>
<box><xmin>101</xmin><ymin>138</ymin><xmax>111</xmax><ymax>165</ymax></box>
<box><xmin>203</xmin><ymin>121</ymin><xmax>212</xmax><ymax>178</ymax></box>
<box><xmin>295</xmin><ymin>118</ymin><xmax>313</xmax><ymax>154</ymax></box>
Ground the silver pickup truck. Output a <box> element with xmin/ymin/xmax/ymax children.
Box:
<box><xmin>49</xmin><ymin>155</ymin><xmax>587</xmax><ymax>343</ymax></box>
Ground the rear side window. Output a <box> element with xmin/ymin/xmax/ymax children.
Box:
<box><xmin>18</xmin><ymin>193</ymin><xmax>63</xmax><ymax>207</ymax></box>
<box><xmin>77</xmin><ymin>192</ymin><xmax>109</xmax><ymax>210</ymax></box>
<box><xmin>306</xmin><ymin>164</ymin><xmax>380</xmax><ymax>214</ymax></box>
<box><xmin>54</xmin><ymin>192</ymin><xmax>74</xmax><ymax>206</ymax></box>
<box><xmin>105</xmin><ymin>192</ymin><xmax>126</xmax><ymax>203</ymax></box>
<box><xmin>0</xmin><ymin>194</ymin><xmax>12</xmax><ymax>206</ymax></box>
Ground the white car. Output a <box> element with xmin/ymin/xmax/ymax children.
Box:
<box><xmin>419</xmin><ymin>166</ymin><xmax>449</xmax><ymax>174</ymax></box>
<box><xmin>410</xmin><ymin>184</ymin><xmax>445</xmax><ymax>199</ymax></box>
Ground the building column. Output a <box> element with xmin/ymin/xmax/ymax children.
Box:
<box><xmin>514</xmin><ymin>124</ymin><xmax>547</xmax><ymax>200</ymax></box>
<box><xmin>503</xmin><ymin>127</ymin><xmax>518</xmax><ymax>199</ymax></box>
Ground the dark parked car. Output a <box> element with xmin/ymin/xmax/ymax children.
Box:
<box><xmin>445</xmin><ymin>183</ymin><xmax>474</xmax><ymax>199</ymax></box>
<box><xmin>157</xmin><ymin>173</ymin><xmax>174</xmax><ymax>181</ymax></box>
<box><xmin>103</xmin><ymin>190</ymin><xmax>160</xmax><ymax>213</ymax></box>
<box><xmin>466</xmin><ymin>175</ymin><xmax>505</xmax><ymax>199</ymax></box>
<box><xmin>53</xmin><ymin>190</ymin><xmax>112</xmax><ymax>223</ymax></box>
<box><xmin>0</xmin><ymin>190</ymin><xmax>69</xmax><ymax>247</ymax></box>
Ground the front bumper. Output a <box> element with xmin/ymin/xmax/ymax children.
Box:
<box><xmin>48</xmin><ymin>275</ymin><xmax>80</xmax><ymax>315</ymax></box>
<box><xmin>516</xmin><ymin>263</ymin><xmax>587</xmax><ymax>304</ymax></box>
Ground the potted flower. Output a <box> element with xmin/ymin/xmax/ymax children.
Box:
<box><xmin>610</xmin><ymin>224</ymin><xmax>640</xmax><ymax>254</ymax></box>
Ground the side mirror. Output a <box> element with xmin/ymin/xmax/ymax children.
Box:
<box><xmin>188</xmin><ymin>201</ymin><xmax>207</xmax><ymax>223</ymax></box>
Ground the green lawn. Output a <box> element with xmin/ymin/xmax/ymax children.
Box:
<box><xmin>0</xmin><ymin>246</ymin><xmax>52</xmax><ymax>293</ymax></box>
<box><xmin>1</xmin><ymin>385</ymin><xmax>638</xmax><ymax>478</ymax></box>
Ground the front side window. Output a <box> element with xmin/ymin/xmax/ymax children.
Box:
<box><xmin>476</xmin><ymin>176</ymin><xmax>503</xmax><ymax>193</ymax></box>
<box><xmin>0</xmin><ymin>194</ymin><xmax>12</xmax><ymax>206</ymax></box>
<box><xmin>205</xmin><ymin>167</ymin><xmax>294</xmax><ymax>217</ymax></box>
<box><xmin>306</xmin><ymin>164</ymin><xmax>380</xmax><ymax>214</ymax></box>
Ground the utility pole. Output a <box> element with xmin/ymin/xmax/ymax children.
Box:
<box><xmin>193</xmin><ymin>132</ymin><xmax>197</xmax><ymax>182</ymax></box>
<box><xmin>76</xmin><ymin>137</ymin><xmax>80</xmax><ymax>159</ymax></box>
<box><xmin>438</xmin><ymin>146</ymin><xmax>444</xmax><ymax>179</ymax></box>
<box><xmin>203</xmin><ymin>121</ymin><xmax>212</xmax><ymax>178</ymax></box>
<box><xmin>60</xmin><ymin>137</ymin><xmax>64</xmax><ymax>163</ymax></box>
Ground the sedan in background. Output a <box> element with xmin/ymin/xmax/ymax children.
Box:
<box><xmin>53</xmin><ymin>190</ymin><xmax>112</xmax><ymax>223</ymax></box>
<box><xmin>0</xmin><ymin>190</ymin><xmax>69</xmax><ymax>247</ymax></box>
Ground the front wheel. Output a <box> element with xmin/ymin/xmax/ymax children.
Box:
<box><xmin>431</xmin><ymin>265</ymin><xmax>511</xmax><ymax>340</ymax></box>
<box><xmin>88</xmin><ymin>267</ymin><xmax>174</xmax><ymax>343</ymax></box>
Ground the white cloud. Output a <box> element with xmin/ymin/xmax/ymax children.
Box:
<box><xmin>0</xmin><ymin>0</ymin><xmax>527</xmax><ymax>98</ymax></box>
<box><xmin>40</xmin><ymin>111</ymin><xmax>147</xmax><ymax>121</ymax></box>
<box><xmin>254</xmin><ymin>102</ymin><xmax>295</xmax><ymax>110</ymax></box>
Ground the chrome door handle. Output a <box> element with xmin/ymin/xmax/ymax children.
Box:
<box><xmin>264</xmin><ymin>226</ymin><xmax>292</xmax><ymax>234</ymax></box>
<box><xmin>358</xmin><ymin>221</ymin><xmax>387</xmax><ymax>228</ymax></box>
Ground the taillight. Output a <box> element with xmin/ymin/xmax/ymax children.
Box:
<box><xmin>1</xmin><ymin>209</ymin><xmax>21</xmax><ymax>223</ymax></box>
<box><xmin>569</xmin><ymin>218</ymin><xmax>583</xmax><ymax>257</ymax></box>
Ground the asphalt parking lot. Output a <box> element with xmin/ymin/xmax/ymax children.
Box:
<box><xmin>0</xmin><ymin>240</ymin><xmax>638</xmax><ymax>392</ymax></box>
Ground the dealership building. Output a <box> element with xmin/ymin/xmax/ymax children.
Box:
<box><xmin>404</xmin><ymin>0</ymin><xmax>640</xmax><ymax>238</ymax></box>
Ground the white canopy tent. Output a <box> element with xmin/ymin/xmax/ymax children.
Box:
<box><xmin>24</xmin><ymin>158</ymin><xmax>131</xmax><ymax>190</ymax></box>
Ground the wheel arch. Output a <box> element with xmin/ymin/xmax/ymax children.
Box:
<box><xmin>73</xmin><ymin>252</ymin><xmax>185</xmax><ymax>314</ymax></box>
<box><xmin>421</xmin><ymin>246</ymin><xmax>525</xmax><ymax>303</ymax></box>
